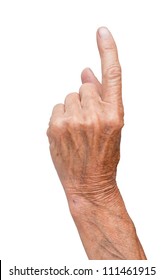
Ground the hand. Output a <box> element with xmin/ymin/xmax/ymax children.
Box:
<box><xmin>47</xmin><ymin>27</ymin><xmax>146</xmax><ymax>260</ymax></box>
<box><xmin>47</xmin><ymin>27</ymin><xmax>124</xmax><ymax>206</ymax></box>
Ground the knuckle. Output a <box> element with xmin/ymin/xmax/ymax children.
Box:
<box><xmin>108</xmin><ymin>116</ymin><xmax>124</xmax><ymax>130</ymax></box>
<box><xmin>85</xmin><ymin>116</ymin><xmax>97</xmax><ymax>127</ymax></box>
<box><xmin>54</xmin><ymin>118</ymin><xmax>65</xmax><ymax>129</ymax></box>
<box><xmin>64</xmin><ymin>115</ymin><xmax>84</xmax><ymax>132</ymax></box>
<box><xmin>82</xmin><ymin>111</ymin><xmax>97</xmax><ymax>128</ymax></box>
<box><xmin>67</xmin><ymin>116</ymin><xmax>79</xmax><ymax>128</ymax></box>
<box><xmin>52</xmin><ymin>103</ymin><xmax>63</xmax><ymax>113</ymax></box>
<box><xmin>103</xmin><ymin>64</ymin><xmax>121</xmax><ymax>81</ymax></box>
<box><xmin>49</xmin><ymin>118</ymin><xmax>65</xmax><ymax>136</ymax></box>
<box><xmin>65</xmin><ymin>92</ymin><xmax>78</xmax><ymax>102</ymax></box>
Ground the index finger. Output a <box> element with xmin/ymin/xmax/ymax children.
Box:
<box><xmin>97</xmin><ymin>27</ymin><xmax>122</xmax><ymax>107</ymax></box>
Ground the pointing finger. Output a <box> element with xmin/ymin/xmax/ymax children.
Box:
<box><xmin>97</xmin><ymin>27</ymin><xmax>122</xmax><ymax>109</ymax></box>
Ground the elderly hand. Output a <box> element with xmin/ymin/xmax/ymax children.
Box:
<box><xmin>47</xmin><ymin>27</ymin><xmax>146</xmax><ymax>260</ymax></box>
<box><xmin>47</xmin><ymin>27</ymin><xmax>123</xmax><ymax>206</ymax></box>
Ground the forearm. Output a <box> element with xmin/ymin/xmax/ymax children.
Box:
<box><xmin>68</xmin><ymin>187</ymin><xmax>146</xmax><ymax>260</ymax></box>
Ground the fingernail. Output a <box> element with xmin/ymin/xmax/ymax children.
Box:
<box><xmin>98</xmin><ymin>27</ymin><xmax>110</xmax><ymax>39</ymax></box>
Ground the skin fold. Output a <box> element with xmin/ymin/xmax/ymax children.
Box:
<box><xmin>47</xmin><ymin>27</ymin><xmax>147</xmax><ymax>260</ymax></box>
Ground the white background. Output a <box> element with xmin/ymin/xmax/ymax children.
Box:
<box><xmin>0</xmin><ymin>0</ymin><xmax>163</xmax><ymax>270</ymax></box>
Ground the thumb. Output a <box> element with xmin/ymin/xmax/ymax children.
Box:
<box><xmin>81</xmin><ymin>68</ymin><xmax>102</xmax><ymax>93</ymax></box>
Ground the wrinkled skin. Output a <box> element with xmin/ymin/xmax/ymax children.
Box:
<box><xmin>48</xmin><ymin>91</ymin><xmax>123</xmax><ymax>204</ymax></box>
<box><xmin>47</xmin><ymin>27</ymin><xmax>123</xmax><ymax>205</ymax></box>
<box><xmin>47</xmin><ymin>27</ymin><xmax>146</xmax><ymax>260</ymax></box>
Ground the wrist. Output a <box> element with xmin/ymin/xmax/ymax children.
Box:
<box><xmin>68</xmin><ymin>186</ymin><xmax>137</xmax><ymax>243</ymax></box>
<box><xmin>67</xmin><ymin>184</ymin><xmax>125</xmax><ymax>219</ymax></box>
<box><xmin>66</xmin><ymin>180</ymin><xmax>121</xmax><ymax>210</ymax></box>
<box><xmin>67</xmin><ymin>187</ymin><xmax>146</xmax><ymax>260</ymax></box>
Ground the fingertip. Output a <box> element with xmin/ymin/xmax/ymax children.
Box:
<box><xmin>96</xmin><ymin>26</ymin><xmax>116</xmax><ymax>53</ymax></box>
<box><xmin>97</xmin><ymin>26</ymin><xmax>112</xmax><ymax>39</ymax></box>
